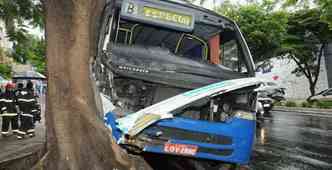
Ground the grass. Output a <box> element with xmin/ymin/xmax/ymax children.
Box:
<box><xmin>279</xmin><ymin>100</ymin><xmax>332</xmax><ymax>109</ymax></box>
<box><xmin>285</xmin><ymin>101</ymin><xmax>297</xmax><ymax>107</ymax></box>
<box><xmin>301</xmin><ymin>101</ymin><xmax>312</xmax><ymax>108</ymax></box>
<box><xmin>315</xmin><ymin>100</ymin><xmax>332</xmax><ymax>109</ymax></box>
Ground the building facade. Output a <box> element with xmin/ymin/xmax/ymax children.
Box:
<box><xmin>324</xmin><ymin>43</ymin><xmax>332</xmax><ymax>88</ymax></box>
<box><xmin>256</xmin><ymin>44</ymin><xmax>330</xmax><ymax>100</ymax></box>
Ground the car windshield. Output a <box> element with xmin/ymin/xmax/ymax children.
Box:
<box><xmin>322</xmin><ymin>88</ymin><xmax>332</xmax><ymax>96</ymax></box>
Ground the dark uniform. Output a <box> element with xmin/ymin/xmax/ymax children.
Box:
<box><xmin>17</xmin><ymin>83</ymin><xmax>40</xmax><ymax>138</ymax></box>
<box><xmin>15</xmin><ymin>83</ymin><xmax>24</xmax><ymax>97</ymax></box>
<box><xmin>0</xmin><ymin>84</ymin><xmax>19</xmax><ymax>137</ymax></box>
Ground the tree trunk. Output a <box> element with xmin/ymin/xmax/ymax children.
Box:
<box><xmin>307</xmin><ymin>83</ymin><xmax>316</xmax><ymax>102</ymax></box>
<box><xmin>43</xmin><ymin>0</ymin><xmax>133</xmax><ymax>169</ymax></box>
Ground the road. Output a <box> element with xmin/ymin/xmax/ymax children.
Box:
<box><xmin>142</xmin><ymin>110</ymin><xmax>332</xmax><ymax>170</ymax></box>
<box><xmin>1</xmin><ymin>104</ymin><xmax>332</xmax><ymax>170</ymax></box>
<box><xmin>251</xmin><ymin>111</ymin><xmax>332</xmax><ymax>170</ymax></box>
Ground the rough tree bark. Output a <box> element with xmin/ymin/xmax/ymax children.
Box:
<box><xmin>43</xmin><ymin>0</ymin><xmax>133</xmax><ymax>169</ymax></box>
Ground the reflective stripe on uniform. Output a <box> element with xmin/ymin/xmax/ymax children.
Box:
<box><xmin>31</xmin><ymin>109</ymin><xmax>38</xmax><ymax>112</ymax></box>
<box><xmin>21</xmin><ymin>113</ymin><xmax>34</xmax><ymax>117</ymax></box>
<box><xmin>12</xmin><ymin>129</ymin><xmax>19</xmax><ymax>133</ymax></box>
<box><xmin>3</xmin><ymin>99</ymin><xmax>14</xmax><ymax>103</ymax></box>
<box><xmin>27</xmin><ymin>129</ymin><xmax>35</xmax><ymax>133</ymax></box>
<box><xmin>1</xmin><ymin>131</ymin><xmax>9</xmax><ymax>134</ymax></box>
<box><xmin>17</xmin><ymin>99</ymin><xmax>35</xmax><ymax>102</ymax></box>
<box><xmin>1</xmin><ymin>107</ymin><xmax>7</xmax><ymax>111</ymax></box>
<box><xmin>17</xmin><ymin>130</ymin><xmax>26</xmax><ymax>135</ymax></box>
<box><xmin>1</xmin><ymin>113</ymin><xmax>18</xmax><ymax>116</ymax></box>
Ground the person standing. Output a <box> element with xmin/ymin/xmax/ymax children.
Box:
<box><xmin>17</xmin><ymin>81</ymin><xmax>39</xmax><ymax>138</ymax></box>
<box><xmin>15</xmin><ymin>83</ymin><xmax>24</xmax><ymax>96</ymax></box>
<box><xmin>0</xmin><ymin>83</ymin><xmax>19</xmax><ymax>138</ymax></box>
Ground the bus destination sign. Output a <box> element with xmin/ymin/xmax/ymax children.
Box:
<box><xmin>120</xmin><ymin>0</ymin><xmax>194</xmax><ymax>32</ymax></box>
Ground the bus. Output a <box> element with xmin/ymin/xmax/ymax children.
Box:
<box><xmin>95</xmin><ymin>0</ymin><xmax>258</xmax><ymax>168</ymax></box>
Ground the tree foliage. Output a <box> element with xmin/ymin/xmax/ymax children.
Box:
<box><xmin>216</xmin><ymin>1</ymin><xmax>332</xmax><ymax>99</ymax></box>
<box><xmin>0</xmin><ymin>0</ymin><xmax>44</xmax><ymax>74</ymax></box>
<box><xmin>11</xmin><ymin>35</ymin><xmax>46</xmax><ymax>73</ymax></box>
<box><xmin>284</xmin><ymin>0</ymin><xmax>332</xmax><ymax>29</ymax></box>
<box><xmin>282</xmin><ymin>8</ymin><xmax>332</xmax><ymax>99</ymax></box>
<box><xmin>0</xmin><ymin>64</ymin><xmax>11</xmax><ymax>78</ymax></box>
<box><xmin>0</xmin><ymin>0</ymin><xmax>43</xmax><ymax>43</ymax></box>
<box><xmin>216</xmin><ymin>1</ymin><xmax>289</xmax><ymax>63</ymax></box>
<box><xmin>318</xmin><ymin>0</ymin><xmax>332</xmax><ymax>29</ymax></box>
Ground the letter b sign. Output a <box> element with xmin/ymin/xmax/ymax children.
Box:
<box><xmin>126</xmin><ymin>3</ymin><xmax>137</xmax><ymax>15</ymax></box>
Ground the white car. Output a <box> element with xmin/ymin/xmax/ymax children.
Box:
<box><xmin>256</xmin><ymin>81</ymin><xmax>286</xmax><ymax>115</ymax></box>
<box><xmin>311</xmin><ymin>88</ymin><xmax>332</xmax><ymax>101</ymax></box>
<box><xmin>256</xmin><ymin>81</ymin><xmax>286</xmax><ymax>100</ymax></box>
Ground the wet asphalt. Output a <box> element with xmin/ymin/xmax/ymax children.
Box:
<box><xmin>251</xmin><ymin>111</ymin><xmax>332</xmax><ymax>170</ymax></box>
<box><xmin>143</xmin><ymin>110</ymin><xmax>332</xmax><ymax>170</ymax></box>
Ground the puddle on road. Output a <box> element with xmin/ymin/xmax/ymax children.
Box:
<box><xmin>252</xmin><ymin>111</ymin><xmax>332</xmax><ymax>170</ymax></box>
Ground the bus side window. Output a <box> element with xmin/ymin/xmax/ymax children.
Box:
<box><xmin>220</xmin><ymin>39</ymin><xmax>248</xmax><ymax>73</ymax></box>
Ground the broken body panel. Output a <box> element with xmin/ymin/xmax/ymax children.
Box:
<box><xmin>105</xmin><ymin>78</ymin><xmax>260</xmax><ymax>165</ymax></box>
<box><xmin>96</xmin><ymin>0</ymin><xmax>258</xmax><ymax>166</ymax></box>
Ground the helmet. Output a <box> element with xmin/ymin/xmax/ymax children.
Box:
<box><xmin>17</xmin><ymin>83</ymin><xmax>24</xmax><ymax>89</ymax></box>
<box><xmin>26</xmin><ymin>81</ymin><xmax>33</xmax><ymax>90</ymax></box>
<box><xmin>5</xmin><ymin>83</ymin><xmax>15</xmax><ymax>90</ymax></box>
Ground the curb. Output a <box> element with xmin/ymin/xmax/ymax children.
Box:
<box><xmin>273</xmin><ymin>106</ymin><xmax>332</xmax><ymax>115</ymax></box>
<box><xmin>0</xmin><ymin>145</ymin><xmax>44</xmax><ymax>170</ymax></box>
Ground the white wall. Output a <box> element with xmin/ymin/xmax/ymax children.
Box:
<box><xmin>256</xmin><ymin>56</ymin><xmax>328</xmax><ymax>100</ymax></box>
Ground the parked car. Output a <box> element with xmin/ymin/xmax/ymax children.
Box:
<box><xmin>311</xmin><ymin>88</ymin><xmax>332</xmax><ymax>101</ymax></box>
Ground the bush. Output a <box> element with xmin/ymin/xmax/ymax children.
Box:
<box><xmin>316</xmin><ymin>100</ymin><xmax>332</xmax><ymax>109</ymax></box>
<box><xmin>285</xmin><ymin>101</ymin><xmax>297</xmax><ymax>107</ymax></box>
<box><xmin>301</xmin><ymin>102</ymin><xmax>313</xmax><ymax>108</ymax></box>
<box><xmin>274</xmin><ymin>101</ymin><xmax>282</xmax><ymax>106</ymax></box>
<box><xmin>0</xmin><ymin>64</ymin><xmax>12</xmax><ymax>79</ymax></box>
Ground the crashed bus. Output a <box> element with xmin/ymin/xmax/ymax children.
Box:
<box><xmin>94</xmin><ymin>0</ymin><xmax>260</xmax><ymax>168</ymax></box>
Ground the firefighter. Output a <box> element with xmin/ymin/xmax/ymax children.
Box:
<box><xmin>17</xmin><ymin>81</ymin><xmax>40</xmax><ymax>138</ymax></box>
<box><xmin>0</xmin><ymin>83</ymin><xmax>19</xmax><ymax>137</ymax></box>
<box><xmin>15</xmin><ymin>83</ymin><xmax>24</xmax><ymax>96</ymax></box>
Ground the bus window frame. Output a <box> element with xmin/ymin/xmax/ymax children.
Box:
<box><xmin>175</xmin><ymin>34</ymin><xmax>208</xmax><ymax>61</ymax></box>
<box><xmin>220</xmin><ymin>38</ymin><xmax>247</xmax><ymax>73</ymax></box>
<box><xmin>115</xmin><ymin>19</ymin><xmax>209</xmax><ymax>62</ymax></box>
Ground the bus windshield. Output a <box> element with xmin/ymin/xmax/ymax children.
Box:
<box><xmin>111</xmin><ymin>19</ymin><xmax>249</xmax><ymax>73</ymax></box>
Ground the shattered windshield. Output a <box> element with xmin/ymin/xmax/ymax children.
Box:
<box><xmin>111</xmin><ymin>19</ymin><xmax>248</xmax><ymax>73</ymax></box>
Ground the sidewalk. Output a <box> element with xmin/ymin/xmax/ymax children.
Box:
<box><xmin>0</xmin><ymin>122</ymin><xmax>45</xmax><ymax>169</ymax></box>
<box><xmin>0</xmin><ymin>95</ymin><xmax>46</xmax><ymax>170</ymax></box>
<box><xmin>273</xmin><ymin>106</ymin><xmax>332</xmax><ymax>114</ymax></box>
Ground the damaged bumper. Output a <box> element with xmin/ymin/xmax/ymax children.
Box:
<box><xmin>104</xmin><ymin>78</ymin><xmax>261</xmax><ymax>165</ymax></box>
